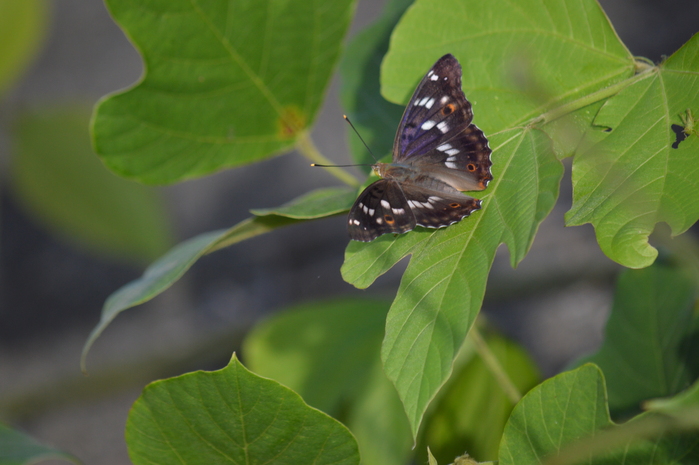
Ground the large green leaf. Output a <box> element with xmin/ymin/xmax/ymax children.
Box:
<box><xmin>93</xmin><ymin>0</ymin><xmax>357</xmax><ymax>184</ymax></box>
<box><xmin>343</xmin><ymin>128</ymin><xmax>562</xmax><ymax>436</ymax></box>
<box><xmin>419</xmin><ymin>330</ymin><xmax>540</xmax><ymax>463</ymax></box>
<box><xmin>339</xmin><ymin>0</ymin><xmax>413</xmax><ymax>166</ymax></box>
<box><xmin>126</xmin><ymin>354</ymin><xmax>359</xmax><ymax>465</ymax></box>
<box><xmin>566</xmin><ymin>33</ymin><xmax>699</xmax><ymax>268</ymax></box>
<box><xmin>0</xmin><ymin>422</ymin><xmax>78</xmax><ymax>465</ymax></box>
<box><xmin>11</xmin><ymin>106</ymin><xmax>173</xmax><ymax>264</ymax></box>
<box><xmin>244</xmin><ymin>299</ymin><xmax>412</xmax><ymax>465</ymax></box>
<box><xmin>82</xmin><ymin>187</ymin><xmax>355</xmax><ymax>370</ymax></box>
<box><xmin>575</xmin><ymin>258</ymin><xmax>699</xmax><ymax>417</ymax></box>
<box><xmin>0</xmin><ymin>0</ymin><xmax>47</xmax><ymax>95</ymax></box>
<box><xmin>499</xmin><ymin>364</ymin><xmax>699</xmax><ymax>465</ymax></box>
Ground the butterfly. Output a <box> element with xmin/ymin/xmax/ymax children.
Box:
<box><xmin>348</xmin><ymin>54</ymin><xmax>493</xmax><ymax>242</ymax></box>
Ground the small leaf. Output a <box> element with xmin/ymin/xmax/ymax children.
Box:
<box><xmin>93</xmin><ymin>0</ymin><xmax>357</xmax><ymax>184</ymax></box>
<box><xmin>575</xmin><ymin>258</ymin><xmax>699</xmax><ymax>417</ymax></box>
<box><xmin>244</xmin><ymin>299</ymin><xmax>412</xmax><ymax>465</ymax></box>
<box><xmin>84</xmin><ymin>187</ymin><xmax>356</xmax><ymax>370</ymax></box>
<box><xmin>0</xmin><ymin>422</ymin><xmax>78</xmax><ymax>465</ymax></box>
<box><xmin>250</xmin><ymin>186</ymin><xmax>355</xmax><ymax>219</ymax></box>
<box><xmin>11</xmin><ymin>106</ymin><xmax>173</xmax><ymax>263</ymax></box>
<box><xmin>0</xmin><ymin>0</ymin><xmax>48</xmax><ymax>95</ymax></box>
<box><xmin>343</xmin><ymin>129</ymin><xmax>563</xmax><ymax>436</ymax></box>
<box><xmin>126</xmin><ymin>354</ymin><xmax>359</xmax><ymax>465</ymax></box>
<box><xmin>566</xmin><ymin>33</ymin><xmax>699</xmax><ymax>268</ymax></box>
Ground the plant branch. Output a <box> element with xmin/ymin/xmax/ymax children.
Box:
<box><xmin>296</xmin><ymin>132</ymin><xmax>361</xmax><ymax>187</ymax></box>
<box><xmin>469</xmin><ymin>325</ymin><xmax>522</xmax><ymax>404</ymax></box>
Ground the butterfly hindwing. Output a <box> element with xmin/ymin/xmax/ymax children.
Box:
<box><xmin>348</xmin><ymin>180</ymin><xmax>415</xmax><ymax>242</ymax></box>
<box><xmin>402</xmin><ymin>185</ymin><xmax>481</xmax><ymax>230</ymax></box>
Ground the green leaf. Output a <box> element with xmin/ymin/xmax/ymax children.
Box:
<box><xmin>567</xmin><ymin>33</ymin><xmax>699</xmax><ymax>268</ymax></box>
<box><xmin>381</xmin><ymin>0</ymin><xmax>632</xmax><ymax>134</ymax></box>
<box><xmin>575</xmin><ymin>258</ymin><xmax>699</xmax><ymax>417</ymax></box>
<box><xmin>250</xmin><ymin>186</ymin><xmax>355</xmax><ymax>219</ymax></box>
<box><xmin>499</xmin><ymin>364</ymin><xmax>699</xmax><ymax>465</ymax></box>
<box><xmin>419</xmin><ymin>331</ymin><xmax>540</xmax><ymax>463</ymax></box>
<box><xmin>339</xmin><ymin>0</ymin><xmax>413</xmax><ymax>166</ymax></box>
<box><xmin>126</xmin><ymin>354</ymin><xmax>359</xmax><ymax>465</ymax></box>
<box><xmin>244</xmin><ymin>299</ymin><xmax>412</xmax><ymax>465</ymax></box>
<box><xmin>0</xmin><ymin>422</ymin><xmax>78</xmax><ymax>465</ymax></box>
<box><xmin>92</xmin><ymin>0</ymin><xmax>357</xmax><ymax>184</ymax></box>
<box><xmin>0</xmin><ymin>0</ymin><xmax>48</xmax><ymax>95</ymax></box>
<box><xmin>646</xmin><ymin>378</ymin><xmax>699</xmax><ymax>420</ymax></box>
<box><xmin>83</xmin><ymin>187</ymin><xmax>354</xmax><ymax>370</ymax></box>
<box><xmin>11</xmin><ymin>106</ymin><xmax>173</xmax><ymax>264</ymax></box>
<box><xmin>343</xmin><ymin>128</ymin><xmax>563</xmax><ymax>436</ymax></box>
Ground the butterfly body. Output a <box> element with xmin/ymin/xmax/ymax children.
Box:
<box><xmin>348</xmin><ymin>54</ymin><xmax>492</xmax><ymax>242</ymax></box>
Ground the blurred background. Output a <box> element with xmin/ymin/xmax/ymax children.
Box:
<box><xmin>0</xmin><ymin>0</ymin><xmax>697</xmax><ymax>463</ymax></box>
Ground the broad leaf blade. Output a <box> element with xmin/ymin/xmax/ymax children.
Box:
<box><xmin>343</xmin><ymin>129</ymin><xmax>563</xmax><ymax>436</ymax></box>
<box><xmin>126</xmin><ymin>354</ymin><xmax>359</xmax><ymax>465</ymax></box>
<box><xmin>567</xmin><ymin>33</ymin><xmax>699</xmax><ymax>268</ymax></box>
<box><xmin>93</xmin><ymin>0</ymin><xmax>357</xmax><ymax>184</ymax></box>
<box><xmin>381</xmin><ymin>0</ymin><xmax>633</xmax><ymax>133</ymax></box>
<box><xmin>11</xmin><ymin>106</ymin><xmax>173</xmax><ymax>264</ymax></box>
<box><xmin>83</xmin><ymin>187</ymin><xmax>354</xmax><ymax>369</ymax></box>
<box><xmin>575</xmin><ymin>258</ymin><xmax>699</xmax><ymax>417</ymax></box>
<box><xmin>244</xmin><ymin>298</ymin><xmax>412</xmax><ymax>465</ymax></box>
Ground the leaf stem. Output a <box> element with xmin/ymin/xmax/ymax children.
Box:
<box><xmin>534</xmin><ymin>66</ymin><xmax>656</xmax><ymax>125</ymax></box>
<box><xmin>296</xmin><ymin>132</ymin><xmax>361</xmax><ymax>187</ymax></box>
<box><xmin>469</xmin><ymin>325</ymin><xmax>522</xmax><ymax>404</ymax></box>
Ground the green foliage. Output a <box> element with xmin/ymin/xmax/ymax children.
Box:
<box><xmin>0</xmin><ymin>422</ymin><xmax>78</xmax><ymax>465</ymax></box>
<box><xmin>126</xmin><ymin>354</ymin><xmax>359</xmax><ymax>465</ymax></box>
<box><xmin>11</xmin><ymin>106</ymin><xmax>173</xmax><ymax>264</ymax></box>
<box><xmin>92</xmin><ymin>0</ymin><xmax>357</xmax><ymax>184</ymax></box>
<box><xmin>67</xmin><ymin>0</ymin><xmax>699</xmax><ymax>463</ymax></box>
<box><xmin>575</xmin><ymin>258</ymin><xmax>699</xmax><ymax>417</ymax></box>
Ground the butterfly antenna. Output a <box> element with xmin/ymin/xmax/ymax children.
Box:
<box><xmin>343</xmin><ymin>115</ymin><xmax>378</xmax><ymax>162</ymax></box>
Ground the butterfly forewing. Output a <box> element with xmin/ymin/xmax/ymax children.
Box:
<box><xmin>394</xmin><ymin>54</ymin><xmax>475</xmax><ymax>162</ymax></box>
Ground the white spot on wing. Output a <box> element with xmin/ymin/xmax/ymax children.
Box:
<box><xmin>392</xmin><ymin>208</ymin><xmax>405</xmax><ymax>215</ymax></box>
<box><xmin>368</xmin><ymin>208</ymin><xmax>375</xmax><ymax>216</ymax></box>
<box><xmin>418</xmin><ymin>97</ymin><xmax>430</xmax><ymax>106</ymax></box>
<box><xmin>425</xmin><ymin>98</ymin><xmax>435</xmax><ymax>109</ymax></box>
<box><xmin>440</xmin><ymin>96</ymin><xmax>449</xmax><ymax>104</ymax></box>
<box><xmin>428</xmin><ymin>196</ymin><xmax>440</xmax><ymax>203</ymax></box>
<box><xmin>430</xmin><ymin>74</ymin><xmax>439</xmax><ymax>81</ymax></box>
<box><xmin>445</xmin><ymin>161</ymin><xmax>457</xmax><ymax>169</ymax></box>
<box><xmin>437</xmin><ymin>121</ymin><xmax>449</xmax><ymax>133</ymax></box>
<box><xmin>421</xmin><ymin>120</ymin><xmax>436</xmax><ymax>130</ymax></box>
<box><xmin>380</xmin><ymin>199</ymin><xmax>390</xmax><ymax>209</ymax></box>
<box><xmin>362</xmin><ymin>205</ymin><xmax>369</xmax><ymax>214</ymax></box>
<box><xmin>437</xmin><ymin>143</ymin><xmax>452</xmax><ymax>152</ymax></box>
<box><xmin>376</xmin><ymin>217</ymin><xmax>383</xmax><ymax>225</ymax></box>
<box><xmin>446</xmin><ymin>148</ymin><xmax>460</xmax><ymax>156</ymax></box>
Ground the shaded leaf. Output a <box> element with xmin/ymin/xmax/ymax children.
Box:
<box><xmin>343</xmin><ymin>129</ymin><xmax>562</xmax><ymax>436</ymax></box>
<box><xmin>0</xmin><ymin>0</ymin><xmax>47</xmax><ymax>95</ymax></box>
<box><xmin>0</xmin><ymin>422</ymin><xmax>78</xmax><ymax>465</ymax></box>
<box><xmin>419</xmin><ymin>331</ymin><xmax>540</xmax><ymax>463</ymax></box>
<box><xmin>93</xmin><ymin>0</ymin><xmax>357</xmax><ymax>184</ymax></box>
<box><xmin>567</xmin><ymin>33</ymin><xmax>699</xmax><ymax>268</ymax></box>
<box><xmin>339</xmin><ymin>0</ymin><xmax>413</xmax><ymax>166</ymax></box>
<box><xmin>250</xmin><ymin>186</ymin><xmax>355</xmax><ymax>219</ymax></box>
<box><xmin>126</xmin><ymin>354</ymin><xmax>359</xmax><ymax>465</ymax></box>
<box><xmin>244</xmin><ymin>298</ymin><xmax>412</xmax><ymax>465</ymax></box>
<box><xmin>11</xmin><ymin>106</ymin><xmax>173</xmax><ymax>264</ymax></box>
<box><xmin>576</xmin><ymin>258</ymin><xmax>699</xmax><ymax>417</ymax></box>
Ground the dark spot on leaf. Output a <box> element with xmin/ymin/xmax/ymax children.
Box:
<box><xmin>603</xmin><ymin>127</ymin><xmax>612</xmax><ymax>132</ymax></box>
<box><xmin>672</xmin><ymin>124</ymin><xmax>687</xmax><ymax>149</ymax></box>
